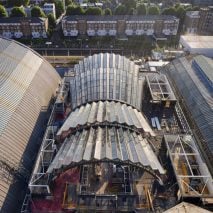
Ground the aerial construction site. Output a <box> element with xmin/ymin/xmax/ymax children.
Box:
<box><xmin>21</xmin><ymin>53</ymin><xmax>213</xmax><ymax>212</ymax></box>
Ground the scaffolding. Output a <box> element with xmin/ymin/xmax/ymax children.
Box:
<box><xmin>29</xmin><ymin>125</ymin><xmax>57</xmax><ymax>194</ymax></box>
<box><xmin>164</xmin><ymin>134</ymin><xmax>213</xmax><ymax>199</ymax></box>
<box><xmin>146</xmin><ymin>74</ymin><xmax>176</xmax><ymax>103</ymax></box>
<box><xmin>27</xmin><ymin>79</ymin><xmax>69</xmax><ymax>195</ymax></box>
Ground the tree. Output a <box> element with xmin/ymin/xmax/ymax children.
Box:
<box><xmin>121</xmin><ymin>0</ymin><xmax>136</xmax><ymax>10</ymax></box>
<box><xmin>31</xmin><ymin>6</ymin><xmax>46</xmax><ymax>17</ymax></box>
<box><xmin>65</xmin><ymin>0</ymin><xmax>72</xmax><ymax>6</ymax></box>
<box><xmin>162</xmin><ymin>7</ymin><xmax>176</xmax><ymax>15</ymax></box>
<box><xmin>48</xmin><ymin>13</ymin><xmax>56</xmax><ymax>29</ymax></box>
<box><xmin>10</xmin><ymin>7</ymin><xmax>26</xmax><ymax>17</ymax></box>
<box><xmin>54</xmin><ymin>0</ymin><xmax>65</xmax><ymax>18</ymax></box>
<box><xmin>104</xmin><ymin>8</ymin><xmax>112</xmax><ymax>15</ymax></box>
<box><xmin>175</xmin><ymin>6</ymin><xmax>186</xmax><ymax>20</ymax></box>
<box><xmin>128</xmin><ymin>8</ymin><xmax>134</xmax><ymax>15</ymax></box>
<box><xmin>66</xmin><ymin>5</ymin><xmax>84</xmax><ymax>15</ymax></box>
<box><xmin>136</xmin><ymin>3</ymin><xmax>147</xmax><ymax>15</ymax></box>
<box><xmin>114</xmin><ymin>5</ymin><xmax>126</xmax><ymax>15</ymax></box>
<box><xmin>88</xmin><ymin>0</ymin><xmax>97</xmax><ymax>3</ymax></box>
<box><xmin>85</xmin><ymin>7</ymin><xmax>102</xmax><ymax>15</ymax></box>
<box><xmin>7</xmin><ymin>0</ymin><xmax>29</xmax><ymax>7</ymax></box>
<box><xmin>148</xmin><ymin>6</ymin><xmax>160</xmax><ymax>15</ymax></box>
<box><xmin>0</xmin><ymin>5</ymin><xmax>7</xmax><ymax>17</ymax></box>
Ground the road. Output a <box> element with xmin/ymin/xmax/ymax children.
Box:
<box><xmin>33</xmin><ymin>47</ymin><xmax>148</xmax><ymax>57</ymax></box>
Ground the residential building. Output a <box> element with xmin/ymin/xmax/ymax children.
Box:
<box><xmin>0</xmin><ymin>37</ymin><xmax>60</xmax><ymax>213</ymax></box>
<box><xmin>62</xmin><ymin>15</ymin><xmax>179</xmax><ymax>37</ymax></box>
<box><xmin>198</xmin><ymin>6</ymin><xmax>213</xmax><ymax>35</ymax></box>
<box><xmin>80</xmin><ymin>2</ymin><xmax>103</xmax><ymax>9</ymax></box>
<box><xmin>192</xmin><ymin>0</ymin><xmax>213</xmax><ymax>6</ymax></box>
<box><xmin>43</xmin><ymin>3</ymin><xmax>56</xmax><ymax>19</ymax></box>
<box><xmin>0</xmin><ymin>17</ymin><xmax>48</xmax><ymax>39</ymax></box>
<box><xmin>184</xmin><ymin>11</ymin><xmax>200</xmax><ymax>34</ymax></box>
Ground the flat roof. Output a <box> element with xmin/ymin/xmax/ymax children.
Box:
<box><xmin>180</xmin><ymin>36</ymin><xmax>213</xmax><ymax>49</ymax></box>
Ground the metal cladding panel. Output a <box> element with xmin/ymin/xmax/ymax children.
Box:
<box><xmin>0</xmin><ymin>38</ymin><xmax>60</xmax><ymax>211</ymax></box>
<box><xmin>48</xmin><ymin>127</ymin><xmax>164</xmax><ymax>174</ymax></box>
<box><xmin>165</xmin><ymin>57</ymin><xmax>213</xmax><ymax>153</ymax></box>
<box><xmin>70</xmin><ymin>53</ymin><xmax>143</xmax><ymax>110</ymax></box>
<box><xmin>57</xmin><ymin>101</ymin><xmax>155</xmax><ymax>136</ymax></box>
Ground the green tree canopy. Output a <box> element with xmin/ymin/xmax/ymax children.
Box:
<box><xmin>48</xmin><ymin>13</ymin><xmax>56</xmax><ymax>29</ymax></box>
<box><xmin>0</xmin><ymin>5</ymin><xmax>7</xmax><ymax>17</ymax></box>
<box><xmin>162</xmin><ymin>7</ymin><xmax>176</xmax><ymax>15</ymax></box>
<box><xmin>54</xmin><ymin>0</ymin><xmax>65</xmax><ymax>18</ymax></box>
<box><xmin>176</xmin><ymin>6</ymin><xmax>185</xmax><ymax>17</ymax></box>
<box><xmin>10</xmin><ymin>7</ymin><xmax>26</xmax><ymax>17</ymax></box>
<box><xmin>31</xmin><ymin>6</ymin><xmax>46</xmax><ymax>17</ymax></box>
<box><xmin>121</xmin><ymin>0</ymin><xmax>136</xmax><ymax>10</ymax></box>
<box><xmin>66</xmin><ymin>5</ymin><xmax>84</xmax><ymax>15</ymax></box>
<box><xmin>85</xmin><ymin>7</ymin><xmax>102</xmax><ymax>15</ymax></box>
<box><xmin>104</xmin><ymin>8</ymin><xmax>112</xmax><ymax>15</ymax></box>
<box><xmin>128</xmin><ymin>8</ymin><xmax>134</xmax><ymax>15</ymax></box>
<box><xmin>148</xmin><ymin>6</ymin><xmax>160</xmax><ymax>15</ymax></box>
<box><xmin>136</xmin><ymin>3</ymin><xmax>147</xmax><ymax>15</ymax></box>
<box><xmin>65</xmin><ymin>0</ymin><xmax>72</xmax><ymax>6</ymax></box>
<box><xmin>114</xmin><ymin>5</ymin><xmax>126</xmax><ymax>15</ymax></box>
<box><xmin>7</xmin><ymin>0</ymin><xmax>29</xmax><ymax>7</ymax></box>
<box><xmin>88</xmin><ymin>0</ymin><xmax>98</xmax><ymax>3</ymax></box>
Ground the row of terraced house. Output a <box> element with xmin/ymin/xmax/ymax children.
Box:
<box><xmin>0</xmin><ymin>15</ymin><xmax>179</xmax><ymax>39</ymax></box>
<box><xmin>0</xmin><ymin>17</ymin><xmax>48</xmax><ymax>39</ymax></box>
<box><xmin>62</xmin><ymin>15</ymin><xmax>179</xmax><ymax>38</ymax></box>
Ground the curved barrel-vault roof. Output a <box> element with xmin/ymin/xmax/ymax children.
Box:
<box><xmin>57</xmin><ymin>101</ymin><xmax>155</xmax><ymax>136</ymax></box>
<box><xmin>48</xmin><ymin>126</ymin><xmax>164</xmax><ymax>176</ymax></box>
<box><xmin>49</xmin><ymin>53</ymin><xmax>164</xmax><ymax>179</ymax></box>
<box><xmin>0</xmin><ymin>38</ymin><xmax>60</xmax><ymax>212</ymax></box>
<box><xmin>70</xmin><ymin>53</ymin><xmax>143</xmax><ymax>110</ymax></box>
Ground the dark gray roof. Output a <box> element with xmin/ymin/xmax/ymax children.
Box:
<box><xmin>0</xmin><ymin>17</ymin><xmax>46</xmax><ymax>24</ymax></box>
<box><xmin>164</xmin><ymin>56</ymin><xmax>213</xmax><ymax>155</ymax></box>
<box><xmin>63</xmin><ymin>15</ymin><xmax>179</xmax><ymax>22</ymax></box>
<box><xmin>194</xmin><ymin>55</ymin><xmax>213</xmax><ymax>83</ymax></box>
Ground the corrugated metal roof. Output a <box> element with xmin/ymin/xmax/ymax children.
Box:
<box><xmin>48</xmin><ymin>127</ymin><xmax>164</xmax><ymax>174</ymax></box>
<box><xmin>57</xmin><ymin>101</ymin><xmax>155</xmax><ymax>136</ymax></box>
<box><xmin>0</xmin><ymin>38</ymin><xmax>60</xmax><ymax>211</ymax></box>
<box><xmin>70</xmin><ymin>53</ymin><xmax>143</xmax><ymax>110</ymax></box>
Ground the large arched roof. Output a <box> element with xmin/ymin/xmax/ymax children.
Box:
<box><xmin>57</xmin><ymin>101</ymin><xmax>155</xmax><ymax>137</ymax></box>
<box><xmin>0</xmin><ymin>38</ymin><xmax>60</xmax><ymax>212</ymax></box>
<box><xmin>49</xmin><ymin>53</ymin><xmax>164</xmax><ymax>180</ymax></box>
<box><xmin>70</xmin><ymin>53</ymin><xmax>143</xmax><ymax>110</ymax></box>
<box><xmin>48</xmin><ymin>126</ymin><xmax>164</xmax><ymax>176</ymax></box>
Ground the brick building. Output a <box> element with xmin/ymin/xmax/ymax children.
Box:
<box><xmin>0</xmin><ymin>17</ymin><xmax>48</xmax><ymax>39</ymax></box>
<box><xmin>62</xmin><ymin>15</ymin><xmax>179</xmax><ymax>37</ymax></box>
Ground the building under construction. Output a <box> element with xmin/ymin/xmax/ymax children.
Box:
<box><xmin>21</xmin><ymin>53</ymin><xmax>213</xmax><ymax>212</ymax></box>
